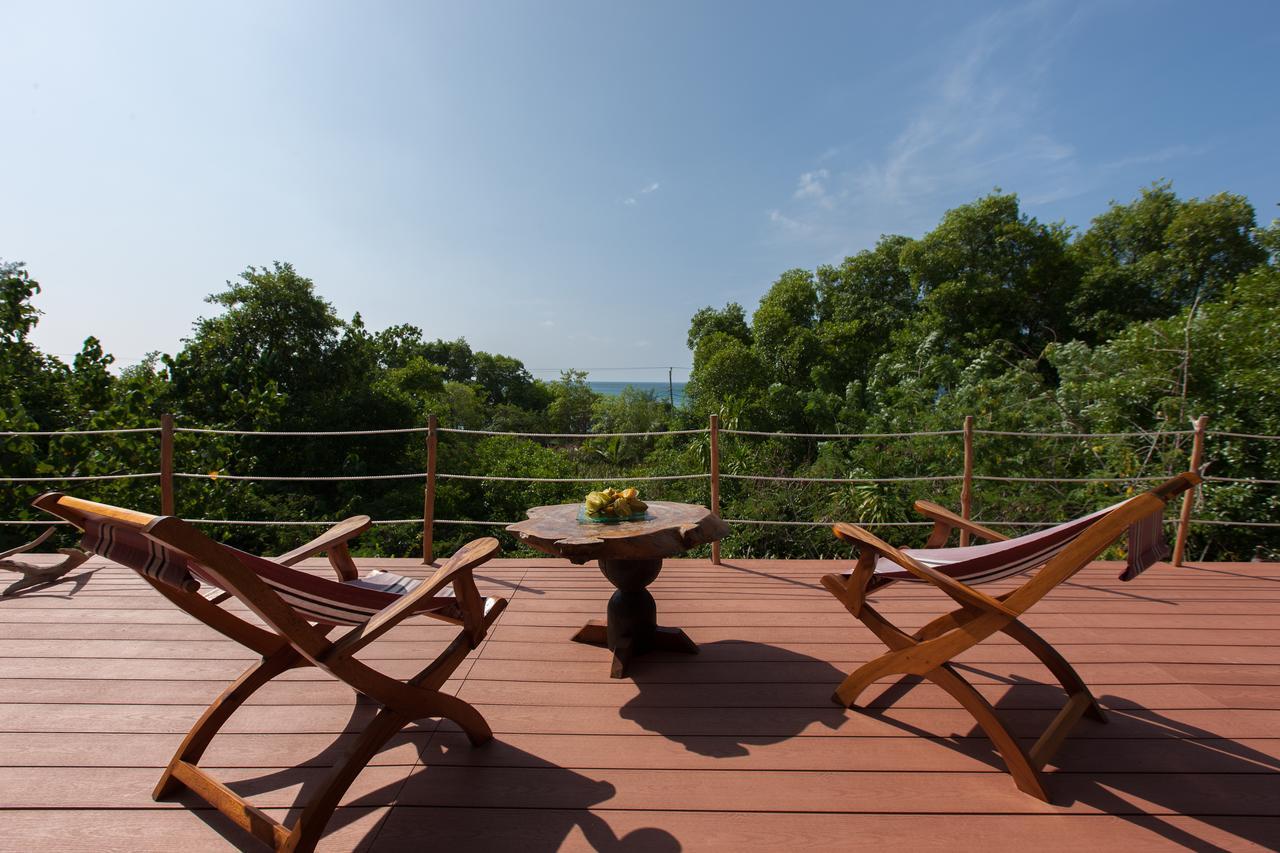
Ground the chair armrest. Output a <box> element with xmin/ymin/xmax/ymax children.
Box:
<box><xmin>832</xmin><ymin>521</ymin><xmax>1016</xmax><ymax>618</ymax></box>
<box><xmin>326</xmin><ymin>537</ymin><xmax>501</xmax><ymax>658</ymax></box>
<box><xmin>273</xmin><ymin>515</ymin><xmax>371</xmax><ymax>580</ymax></box>
<box><xmin>914</xmin><ymin>500</ymin><xmax>1009</xmax><ymax>547</ymax></box>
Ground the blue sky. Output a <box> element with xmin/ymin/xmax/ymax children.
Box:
<box><xmin>3</xmin><ymin>0</ymin><xmax>1277</xmax><ymax>382</ymax></box>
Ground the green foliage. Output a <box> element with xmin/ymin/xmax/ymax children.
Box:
<box><xmin>2</xmin><ymin>181</ymin><xmax>1276</xmax><ymax>561</ymax></box>
<box><xmin>685</xmin><ymin>184</ymin><xmax>1279</xmax><ymax>560</ymax></box>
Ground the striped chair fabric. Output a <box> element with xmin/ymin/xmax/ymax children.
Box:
<box><xmin>82</xmin><ymin>519</ymin><xmax>479</xmax><ymax>626</ymax></box>
<box><xmin>861</xmin><ymin>500</ymin><xmax>1169</xmax><ymax>588</ymax></box>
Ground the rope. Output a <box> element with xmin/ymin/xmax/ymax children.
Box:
<box><xmin>727</xmin><ymin>519</ymin><xmax>933</xmax><ymax>527</ymax></box>
<box><xmin>1204</xmin><ymin>476</ymin><xmax>1280</xmax><ymax>485</ymax></box>
<box><xmin>435</xmin><ymin>519</ymin><xmax>516</xmax><ymax>526</ymax></box>
<box><xmin>972</xmin><ymin>474</ymin><xmax>1167</xmax><ymax>484</ymax></box>
<box><xmin>1210</xmin><ymin>431</ymin><xmax>1280</xmax><ymax>441</ymax></box>
<box><xmin>186</xmin><ymin>517</ymin><xmax>515</xmax><ymax>527</ymax></box>
<box><xmin>175</xmin><ymin>472</ymin><xmax>426</xmax><ymax>482</ymax></box>
<box><xmin>1190</xmin><ymin>519</ymin><xmax>1280</xmax><ymax>528</ymax></box>
<box><xmin>0</xmin><ymin>427</ymin><xmax>160</xmax><ymax>437</ymax></box>
<box><xmin>437</xmin><ymin>473</ymin><xmax>707</xmax><ymax>483</ymax></box>
<box><xmin>186</xmin><ymin>518</ymin><xmax>424</xmax><ymax>526</ymax></box>
<box><xmin>436</xmin><ymin>427</ymin><xmax>708</xmax><ymax>438</ymax></box>
<box><xmin>722</xmin><ymin>473</ymin><xmax>963</xmax><ymax>484</ymax></box>
<box><xmin>176</xmin><ymin>426</ymin><xmax>429</xmax><ymax>436</ymax></box>
<box><xmin>0</xmin><ymin>473</ymin><xmax>161</xmax><ymax>483</ymax></box>
<box><xmin>721</xmin><ymin>429</ymin><xmax>963</xmax><ymax>439</ymax></box>
<box><xmin>974</xmin><ymin>429</ymin><xmax>1194</xmax><ymax>438</ymax></box>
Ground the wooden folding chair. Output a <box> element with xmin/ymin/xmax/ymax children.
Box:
<box><xmin>820</xmin><ymin>473</ymin><xmax>1201</xmax><ymax>800</ymax></box>
<box><xmin>34</xmin><ymin>492</ymin><xmax>507</xmax><ymax>853</ymax></box>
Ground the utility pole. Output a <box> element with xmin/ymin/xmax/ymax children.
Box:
<box><xmin>668</xmin><ymin>367</ymin><xmax>674</xmax><ymax>406</ymax></box>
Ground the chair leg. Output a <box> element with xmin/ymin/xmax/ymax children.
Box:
<box><xmin>1001</xmin><ymin>619</ymin><xmax>1107</xmax><ymax>722</ymax></box>
<box><xmin>423</xmin><ymin>691</ymin><xmax>494</xmax><ymax>746</ymax></box>
<box><xmin>279</xmin><ymin>707</ymin><xmax>410</xmax><ymax>853</ymax></box>
<box><xmin>154</xmin><ymin>643</ymin><xmax>301</xmax><ymax>800</ymax></box>
<box><xmin>925</xmin><ymin>663</ymin><xmax>1048</xmax><ymax>802</ymax></box>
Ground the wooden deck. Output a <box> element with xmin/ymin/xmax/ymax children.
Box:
<box><xmin>1</xmin><ymin>554</ymin><xmax>1278</xmax><ymax>851</ymax></box>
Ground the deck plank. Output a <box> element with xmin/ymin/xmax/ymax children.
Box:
<box><xmin>1</xmin><ymin>557</ymin><xmax>1278</xmax><ymax>851</ymax></box>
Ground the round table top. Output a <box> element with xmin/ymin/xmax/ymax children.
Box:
<box><xmin>506</xmin><ymin>501</ymin><xmax>730</xmax><ymax>564</ymax></box>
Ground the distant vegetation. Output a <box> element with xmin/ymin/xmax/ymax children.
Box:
<box><xmin>3</xmin><ymin>182</ymin><xmax>1277</xmax><ymax>559</ymax></box>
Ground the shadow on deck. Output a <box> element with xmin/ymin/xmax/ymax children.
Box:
<box><xmin>0</xmin><ymin>556</ymin><xmax>1278</xmax><ymax>851</ymax></box>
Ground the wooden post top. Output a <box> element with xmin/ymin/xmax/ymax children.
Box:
<box><xmin>507</xmin><ymin>501</ymin><xmax>730</xmax><ymax>564</ymax></box>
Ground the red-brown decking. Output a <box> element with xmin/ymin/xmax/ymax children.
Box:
<box><xmin>1</xmin><ymin>554</ymin><xmax>1278</xmax><ymax>851</ymax></box>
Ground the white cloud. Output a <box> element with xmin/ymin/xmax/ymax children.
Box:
<box><xmin>768</xmin><ymin>209</ymin><xmax>812</xmax><ymax>236</ymax></box>
<box><xmin>793</xmin><ymin>169</ymin><xmax>830</xmax><ymax>202</ymax></box>
<box><xmin>767</xmin><ymin>1</ymin><xmax>1125</xmax><ymax>251</ymax></box>
<box><xmin>1101</xmin><ymin>144</ymin><xmax>1207</xmax><ymax>172</ymax></box>
<box><xmin>622</xmin><ymin>181</ymin><xmax>660</xmax><ymax>206</ymax></box>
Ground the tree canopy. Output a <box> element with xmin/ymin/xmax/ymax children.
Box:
<box><xmin>2</xmin><ymin>182</ymin><xmax>1276</xmax><ymax>560</ymax></box>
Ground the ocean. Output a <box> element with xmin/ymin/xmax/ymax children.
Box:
<box><xmin>588</xmin><ymin>380</ymin><xmax>688</xmax><ymax>406</ymax></box>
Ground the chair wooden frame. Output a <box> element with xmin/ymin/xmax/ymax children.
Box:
<box><xmin>34</xmin><ymin>492</ymin><xmax>507</xmax><ymax>853</ymax></box>
<box><xmin>820</xmin><ymin>473</ymin><xmax>1201</xmax><ymax>800</ymax></box>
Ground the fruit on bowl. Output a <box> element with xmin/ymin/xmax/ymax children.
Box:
<box><xmin>583</xmin><ymin>487</ymin><xmax>648</xmax><ymax>520</ymax></box>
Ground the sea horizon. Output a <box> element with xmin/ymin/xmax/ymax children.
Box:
<box><xmin>587</xmin><ymin>380</ymin><xmax>688</xmax><ymax>406</ymax></box>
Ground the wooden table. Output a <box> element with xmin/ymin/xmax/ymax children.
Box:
<box><xmin>507</xmin><ymin>501</ymin><xmax>730</xmax><ymax>678</ymax></box>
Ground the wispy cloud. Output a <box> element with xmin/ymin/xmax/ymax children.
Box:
<box><xmin>793</xmin><ymin>169</ymin><xmax>831</xmax><ymax>206</ymax></box>
<box><xmin>766</xmin><ymin>1</ymin><xmax>1167</xmax><ymax>252</ymax></box>
<box><xmin>1101</xmin><ymin>144</ymin><xmax>1207</xmax><ymax>172</ymax></box>
<box><xmin>623</xmin><ymin>181</ymin><xmax>662</xmax><ymax>206</ymax></box>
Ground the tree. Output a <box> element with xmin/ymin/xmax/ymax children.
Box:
<box><xmin>898</xmin><ymin>192</ymin><xmax>1077</xmax><ymax>366</ymax></box>
<box><xmin>813</xmin><ymin>234</ymin><xmax>918</xmax><ymax>400</ymax></box>
<box><xmin>687</xmin><ymin>303</ymin><xmax>751</xmax><ymax>351</ymax></box>
<box><xmin>166</xmin><ymin>262</ymin><xmax>341</xmax><ymax>429</ymax></box>
<box><xmin>1069</xmin><ymin>182</ymin><xmax>1265</xmax><ymax>341</ymax></box>
<box><xmin>547</xmin><ymin>370</ymin><xmax>596</xmax><ymax>434</ymax></box>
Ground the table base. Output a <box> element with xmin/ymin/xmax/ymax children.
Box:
<box><xmin>572</xmin><ymin>620</ymin><xmax>698</xmax><ymax>679</ymax></box>
<box><xmin>572</xmin><ymin>557</ymin><xmax>698</xmax><ymax>678</ymax></box>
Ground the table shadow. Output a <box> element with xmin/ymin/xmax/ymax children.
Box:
<box><xmin>618</xmin><ymin>640</ymin><xmax>848</xmax><ymax>757</ymax></box>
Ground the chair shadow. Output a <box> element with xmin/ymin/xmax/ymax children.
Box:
<box><xmin>716</xmin><ymin>560</ymin><xmax>825</xmax><ymax>591</ymax></box>
<box><xmin>856</xmin><ymin>669</ymin><xmax>1280</xmax><ymax>851</ymax></box>
<box><xmin>1061</xmin><ymin>578</ymin><xmax>1176</xmax><ymax>604</ymax></box>
<box><xmin>618</xmin><ymin>640</ymin><xmax>848</xmax><ymax>757</ymax></box>
<box><xmin>1178</xmin><ymin>563</ymin><xmax>1280</xmax><ymax>584</ymax></box>
<box><xmin>0</xmin><ymin>567</ymin><xmax>101</xmax><ymax>599</ymax></box>
<box><xmin>186</xmin><ymin>697</ymin><xmax>679</xmax><ymax>852</ymax></box>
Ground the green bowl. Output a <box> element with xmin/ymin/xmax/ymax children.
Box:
<box><xmin>578</xmin><ymin>506</ymin><xmax>649</xmax><ymax>524</ymax></box>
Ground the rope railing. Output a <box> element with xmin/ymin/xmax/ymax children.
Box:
<box><xmin>0</xmin><ymin>472</ymin><xmax>161</xmax><ymax>483</ymax></box>
<box><xmin>437</xmin><ymin>473</ymin><xmax>707</xmax><ymax>483</ymax></box>
<box><xmin>0</xmin><ymin>427</ymin><xmax>160</xmax><ymax>437</ymax></box>
<box><xmin>3</xmin><ymin>414</ymin><xmax>1277</xmax><ymax>563</ymax></box>
<box><xmin>721</xmin><ymin>473</ymin><xmax>964</xmax><ymax>484</ymax></box>
<box><xmin>436</xmin><ymin>427</ymin><xmax>708</xmax><ymax>438</ymax></box>
<box><xmin>174</xmin><ymin>472</ymin><xmax>427</xmax><ymax>482</ymax></box>
<box><xmin>175</xmin><ymin>426</ymin><xmax>430</xmax><ymax>436</ymax></box>
<box><xmin>974</xmin><ymin>429</ymin><xmax>1194</xmax><ymax>439</ymax></box>
<box><xmin>722</xmin><ymin>428</ymin><xmax>963</xmax><ymax>438</ymax></box>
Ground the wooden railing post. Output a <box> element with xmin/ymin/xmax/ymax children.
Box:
<box><xmin>709</xmin><ymin>413</ymin><xmax>721</xmax><ymax>565</ymax></box>
<box><xmin>423</xmin><ymin>414</ymin><xmax>438</xmax><ymax>565</ymax></box>
<box><xmin>1172</xmin><ymin>414</ymin><xmax>1208</xmax><ymax>567</ymax></box>
<box><xmin>160</xmin><ymin>413</ymin><xmax>175</xmax><ymax>516</ymax></box>
<box><xmin>960</xmin><ymin>415</ymin><xmax>975</xmax><ymax>547</ymax></box>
